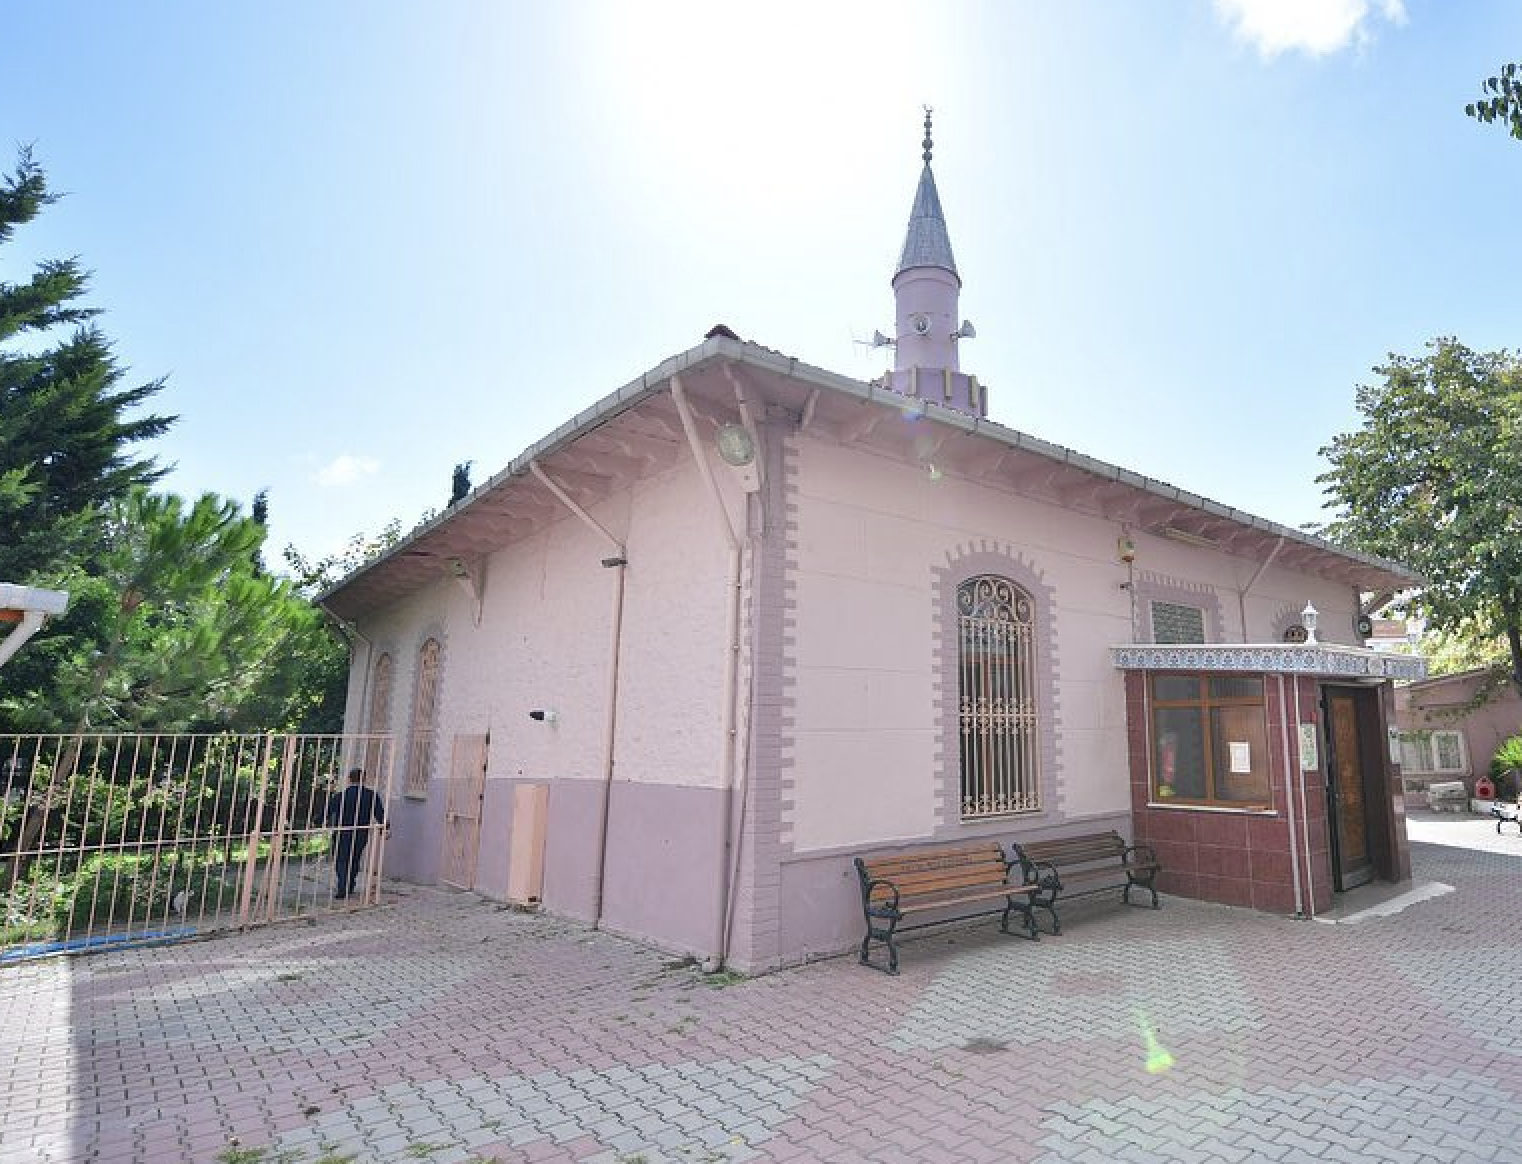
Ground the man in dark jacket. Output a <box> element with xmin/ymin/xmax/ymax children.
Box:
<box><xmin>324</xmin><ymin>767</ymin><xmax>386</xmax><ymax>900</ymax></box>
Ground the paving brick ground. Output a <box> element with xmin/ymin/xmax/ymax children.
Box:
<box><xmin>3</xmin><ymin>810</ymin><xmax>1519</xmax><ymax>1164</ymax></box>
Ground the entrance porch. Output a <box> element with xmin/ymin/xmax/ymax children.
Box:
<box><xmin>1113</xmin><ymin>642</ymin><xmax>1426</xmax><ymax>917</ymax></box>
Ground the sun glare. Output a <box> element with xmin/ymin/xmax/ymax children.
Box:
<box><xmin>575</xmin><ymin>1</ymin><xmax>932</xmax><ymax>215</ymax></box>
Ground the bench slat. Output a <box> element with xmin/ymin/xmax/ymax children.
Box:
<box><xmin>892</xmin><ymin>885</ymin><xmax>1031</xmax><ymax>914</ymax></box>
<box><xmin>859</xmin><ymin>842</ymin><xmax>1005</xmax><ymax>872</ymax></box>
<box><xmin>1020</xmin><ymin>838</ymin><xmax>1128</xmax><ymax>862</ymax></box>
<box><xmin>865</xmin><ymin>871</ymin><xmax>1011</xmax><ymax>903</ymax></box>
<box><xmin>860</xmin><ymin>854</ymin><xmax>1009</xmax><ymax>879</ymax></box>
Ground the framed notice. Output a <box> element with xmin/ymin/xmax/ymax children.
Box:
<box><xmin>1228</xmin><ymin>741</ymin><xmax>1252</xmax><ymax>774</ymax></box>
<box><xmin>1299</xmin><ymin>724</ymin><xmax>1319</xmax><ymax>771</ymax></box>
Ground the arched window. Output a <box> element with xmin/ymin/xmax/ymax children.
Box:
<box><xmin>405</xmin><ymin>639</ymin><xmax>442</xmax><ymax>799</ymax></box>
<box><xmin>957</xmin><ymin>575</ymin><xmax>1039</xmax><ymax>818</ymax></box>
<box><xmin>364</xmin><ymin>653</ymin><xmax>394</xmax><ymax>779</ymax></box>
<box><xmin>367</xmin><ymin>653</ymin><xmax>393</xmax><ymax>733</ymax></box>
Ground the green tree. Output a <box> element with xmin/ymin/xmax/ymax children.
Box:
<box><xmin>1466</xmin><ymin>62</ymin><xmax>1522</xmax><ymax>141</ymax></box>
<box><xmin>449</xmin><ymin>460</ymin><xmax>472</xmax><ymax>506</ymax></box>
<box><xmin>0</xmin><ymin>150</ymin><xmax>353</xmax><ymax>737</ymax></box>
<box><xmin>1318</xmin><ymin>337</ymin><xmax>1522</xmax><ymax>696</ymax></box>
<box><xmin>1417</xmin><ymin>619</ymin><xmax>1510</xmax><ymax>677</ymax></box>
<box><xmin>281</xmin><ymin>518</ymin><xmax>405</xmax><ymax>596</ymax></box>
<box><xmin>0</xmin><ymin>148</ymin><xmax>173</xmax><ymax>583</ymax></box>
<box><xmin>3</xmin><ymin>489</ymin><xmax>339</xmax><ymax>733</ymax></box>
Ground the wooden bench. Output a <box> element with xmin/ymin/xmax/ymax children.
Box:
<box><xmin>854</xmin><ymin>840</ymin><xmax>1039</xmax><ymax>974</ymax></box>
<box><xmin>1009</xmin><ymin>830</ymin><xmax>1161</xmax><ymax>935</ymax></box>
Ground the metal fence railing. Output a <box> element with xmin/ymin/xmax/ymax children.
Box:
<box><xmin>0</xmin><ymin>732</ymin><xmax>394</xmax><ymax>963</ymax></box>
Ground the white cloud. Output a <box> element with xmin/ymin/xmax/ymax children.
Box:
<box><xmin>315</xmin><ymin>453</ymin><xmax>381</xmax><ymax>487</ymax></box>
<box><xmin>1213</xmin><ymin>0</ymin><xmax>1407</xmax><ymax>59</ymax></box>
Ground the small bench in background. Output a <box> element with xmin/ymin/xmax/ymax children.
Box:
<box><xmin>853</xmin><ymin>840</ymin><xmax>1039</xmax><ymax>974</ymax></box>
<box><xmin>1010</xmin><ymin>830</ymin><xmax>1161</xmax><ymax>935</ymax></box>
<box><xmin>1491</xmin><ymin>802</ymin><xmax>1522</xmax><ymax>835</ymax></box>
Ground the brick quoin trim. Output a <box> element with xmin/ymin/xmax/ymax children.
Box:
<box><xmin>733</xmin><ymin>413</ymin><xmax>797</xmax><ymax>968</ymax></box>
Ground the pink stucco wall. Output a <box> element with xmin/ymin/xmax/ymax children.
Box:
<box><xmin>753</xmin><ymin>431</ymin><xmax>1376</xmax><ymax>967</ymax></box>
<box><xmin>781</xmin><ymin>433</ymin><xmax>1367</xmax><ymax>856</ymax></box>
<box><xmin>348</xmin><ymin>455</ymin><xmax>738</xmax><ymax>959</ymax></box>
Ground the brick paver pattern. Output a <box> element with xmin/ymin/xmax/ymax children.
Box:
<box><xmin>2</xmin><ymin>812</ymin><xmax>1517</xmax><ymax>1163</ymax></box>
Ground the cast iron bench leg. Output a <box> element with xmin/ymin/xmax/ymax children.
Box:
<box><xmin>1125</xmin><ymin>870</ymin><xmax>1161</xmax><ymax>908</ymax></box>
<box><xmin>860</xmin><ymin>914</ymin><xmax>902</xmax><ymax>975</ymax></box>
<box><xmin>999</xmin><ymin>895</ymin><xmax>1041</xmax><ymax>941</ymax></box>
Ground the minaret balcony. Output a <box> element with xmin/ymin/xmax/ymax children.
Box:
<box><xmin>883</xmin><ymin>367</ymin><xmax>986</xmax><ymax>418</ymax></box>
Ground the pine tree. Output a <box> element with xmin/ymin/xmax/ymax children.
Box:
<box><xmin>0</xmin><ymin>147</ymin><xmax>173</xmax><ymax>584</ymax></box>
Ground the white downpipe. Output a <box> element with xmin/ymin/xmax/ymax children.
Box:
<box><xmin>318</xmin><ymin>606</ymin><xmax>374</xmax><ymax>769</ymax></box>
<box><xmin>718</xmin><ymin>364</ymin><xmax>762</xmax><ymax>962</ymax></box>
<box><xmin>669</xmin><ymin>375</ymin><xmax>743</xmax><ymax>971</ymax></box>
<box><xmin>528</xmin><ymin>460</ymin><xmax>628</xmax><ymax>929</ymax></box>
<box><xmin>0</xmin><ymin>584</ymin><xmax>70</xmax><ymax>670</ymax></box>
<box><xmin>1276</xmin><ymin>674</ymin><xmax>1305</xmax><ymax>917</ymax></box>
<box><xmin>1294</xmin><ymin>675</ymin><xmax>1317</xmax><ymax>915</ymax></box>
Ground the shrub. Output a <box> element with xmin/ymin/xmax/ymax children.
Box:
<box><xmin>53</xmin><ymin>851</ymin><xmax>241</xmax><ymax>937</ymax></box>
<box><xmin>1491</xmin><ymin>735</ymin><xmax>1522</xmax><ymax>799</ymax></box>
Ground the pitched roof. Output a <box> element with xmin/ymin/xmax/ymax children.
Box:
<box><xmin>319</xmin><ymin>334</ymin><xmax>1422</xmax><ymax>621</ymax></box>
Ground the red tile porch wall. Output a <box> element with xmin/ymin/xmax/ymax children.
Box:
<box><xmin>1124</xmin><ymin>671</ymin><xmax>1336</xmax><ymax>917</ymax></box>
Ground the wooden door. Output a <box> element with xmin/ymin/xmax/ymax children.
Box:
<box><xmin>440</xmin><ymin>733</ymin><xmax>488</xmax><ymax>890</ymax></box>
<box><xmin>1326</xmin><ymin>691</ymin><xmax>1373</xmax><ymax>890</ymax></box>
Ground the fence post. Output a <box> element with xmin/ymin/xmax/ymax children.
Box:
<box><xmin>260</xmin><ymin>735</ymin><xmax>300</xmax><ymax>922</ymax></box>
<box><xmin>236</xmin><ymin>734</ymin><xmax>276</xmax><ymax>929</ymax></box>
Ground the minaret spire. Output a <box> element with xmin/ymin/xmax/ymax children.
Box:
<box><xmin>886</xmin><ymin>107</ymin><xmax>983</xmax><ymax>417</ymax></box>
<box><xmin>896</xmin><ymin>108</ymin><xmax>959</xmax><ymax>279</ymax></box>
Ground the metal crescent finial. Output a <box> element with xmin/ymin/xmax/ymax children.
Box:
<box><xmin>922</xmin><ymin>105</ymin><xmax>934</xmax><ymax>164</ymax></box>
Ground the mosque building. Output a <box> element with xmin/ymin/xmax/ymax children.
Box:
<box><xmin>323</xmin><ymin>113</ymin><xmax>1424</xmax><ymax>973</ymax></box>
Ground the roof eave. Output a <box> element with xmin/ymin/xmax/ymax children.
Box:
<box><xmin>321</xmin><ymin>336</ymin><xmax>1421</xmax><ymax>615</ymax></box>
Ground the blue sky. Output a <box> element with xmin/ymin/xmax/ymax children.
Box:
<box><xmin>5</xmin><ymin>1</ymin><xmax>1521</xmax><ymax>567</ymax></box>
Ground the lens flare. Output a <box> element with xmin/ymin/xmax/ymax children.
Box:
<box><xmin>1135</xmin><ymin>1008</ymin><xmax>1175</xmax><ymax>1074</ymax></box>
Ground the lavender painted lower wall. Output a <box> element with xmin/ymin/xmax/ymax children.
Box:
<box><xmin>540</xmin><ymin>778</ymin><xmax>605</xmax><ymax>921</ymax></box>
<box><xmin>601</xmin><ymin>781</ymin><xmax>726</xmax><ymax>955</ymax></box>
<box><xmin>775</xmin><ymin>854</ymin><xmax>864</xmax><ymax>965</ymax></box>
<box><xmin>380</xmin><ymin>793</ymin><xmax>444</xmax><ymax>886</ymax></box>
<box><xmin>455</xmin><ymin>776</ymin><xmax>725</xmax><ymax>959</ymax></box>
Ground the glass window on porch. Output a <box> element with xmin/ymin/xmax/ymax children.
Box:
<box><xmin>1151</xmin><ymin>674</ymin><xmax>1271</xmax><ymax>808</ymax></box>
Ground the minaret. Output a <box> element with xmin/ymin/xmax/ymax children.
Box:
<box><xmin>886</xmin><ymin>108</ymin><xmax>983</xmax><ymax>417</ymax></box>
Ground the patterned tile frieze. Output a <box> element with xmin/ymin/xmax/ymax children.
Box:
<box><xmin>1112</xmin><ymin>642</ymin><xmax>1427</xmax><ymax>680</ymax></box>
